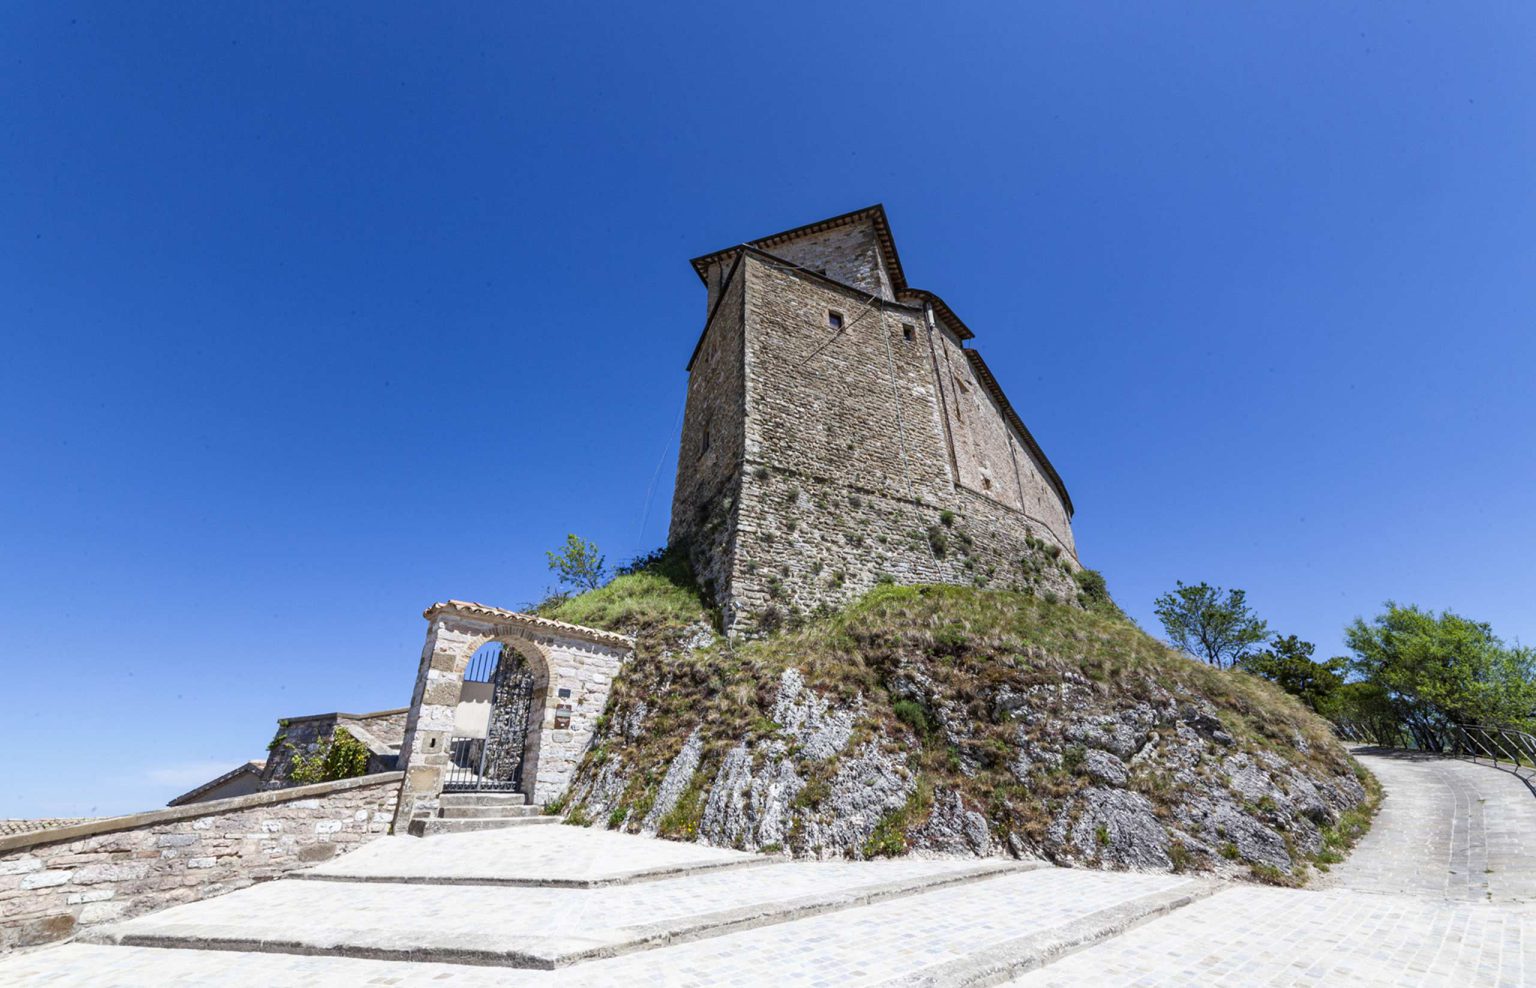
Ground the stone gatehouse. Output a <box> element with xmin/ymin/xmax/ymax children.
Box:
<box><xmin>391</xmin><ymin>601</ymin><xmax>632</xmax><ymax>830</ymax></box>
<box><xmin>669</xmin><ymin>205</ymin><xmax>1081</xmax><ymax>633</ymax></box>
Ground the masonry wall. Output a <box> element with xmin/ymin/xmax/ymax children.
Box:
<box><xmin>670</xmin><ymin>255</ymin><xmax>747</xmax><ymax>610</ymax></box>
<box><xmin>262</xmin><ymin>708</ymin><xmax>407</xmax><ymax>784</ymax></box>
<box><xmin>708</xmin><ymin>254</ymin><xmax>1079</xmax><ymax>632</ymax></box>
<box><xmin>0</xmin><ymin>773</ymin><xmax>401</xmax><ymax>955</ymax></box>
<box><xmin>761</xmin><ymin>223</ymin><xmax>895</xmax><ymax>300</ymax></box>
<box><xmin>936</xmin><ymin>335</ymin><xmax>1076</xmax><ymax>555</ymax></box>
<box><xmin>393</xmin><ymin>609</ymin><xmax>630</xmax><ymax>827</ymax></box>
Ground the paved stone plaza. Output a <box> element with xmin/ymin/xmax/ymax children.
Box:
<box><xmin>3</xmin><ymin>749</ymin><xmax>1534</xmax><ymax>986</ymax></box>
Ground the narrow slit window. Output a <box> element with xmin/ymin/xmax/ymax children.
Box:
<box><xmin>902</xmin><ymin>323</ymin><xmax>915</xmax><ymax>342</ymax></box>
<box><xmin>827</xmin><ymin>310</ymin><xmax>844</xmax><ymax>330</ymax></box>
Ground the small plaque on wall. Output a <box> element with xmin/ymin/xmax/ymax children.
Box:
<box><xmin>554</xmin><ymin>704</ymin><xmax>573</xmax><ymax>730</ymax></box>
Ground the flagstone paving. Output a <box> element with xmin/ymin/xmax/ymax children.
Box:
<box><xmin>84</xmin><ymin>857</ymin><xmax>1026</xmax><ymax>967</ymax></box>
<box><xmin>299</xmin><ymin>823</ymin><xmax>760</xmax><ymax>886</ymax></box>
<box><xmin>1007</xmin><ymin>885</ymin><xmax>1536</xmax><ymax>987</ymax></box>
<box><xmin>1</xmin><ymin>868</ymin><xmax>1202</xmax><ymax>986</ymax></box>
<box><xmin>4</xmin><ymin>748</ymin><xmax>1536</xmax><ymax>986</ymax></box>
<box><xmin>1320</xmin><ymin>748</ymin><xmax>1536</xmax><ymax>905</ymax></box>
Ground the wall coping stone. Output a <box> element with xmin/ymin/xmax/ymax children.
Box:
<box><xmin>277</xmin><ymin>707</ymin><xmax>409</xmax><ymax>724</ymax></box>
<box><xmin>424</xmin><ymin>600</ymin><xmax>635</xmax><ymax>649</ymax></box>
<box><xmin>0</xmin><ymin>772</ymin><xmax>405</xmax><ymax>855</ymax></box>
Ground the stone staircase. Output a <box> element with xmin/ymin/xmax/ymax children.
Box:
<box><xmin>0</xmin><ymin>825</ymin><xmax>1218</xmax><ymax>986</ymax></box>
<box><xmin>405</xmin><ymin>791</ymin><xmax>555</xmax><ymax>837</ymax></box>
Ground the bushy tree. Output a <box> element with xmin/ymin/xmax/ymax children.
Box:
<box><xmin>1345</xmin><ymin>602</ymin><xmax>1536</xmax><ymax>734</ymax></box>
<box><xmin>1153</xmin><ymin>581</ymin><xmax>1270</xmax><ymax>668</ymax></box>
<box><xmin>547</xmin><ymin>534</ymin><xmax>607</xmax><ymax>592</ymax></box>
<box><xmin>1240</xmin><ymin>635</ymin><xmax>1346</xmax><ymax>712</ymax></box>
<box><xmin>1321</xmin><ymin>680</ymin><xmax>1404</xmax><ymax>745</ymax></box>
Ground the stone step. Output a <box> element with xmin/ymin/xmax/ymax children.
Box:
<box><xmin>298</xmin><ymin>826</ymin><xmax>766</xmax><ymax>888</ymax></box>
<box><xmin>439</xmin><ymin>803</ymin><xmax>542</xmax><ymax>819</ymax></box>
<box><xmin>407</xmin><ymin>814</ymin><xmax>558</xmax><ymax>837</ymax></box>
<box><xmin>79</xmin><ymin>858</ymin><xmax>1035</xmax><ymax>971</ymax></box>
<box><xmin>439</xmin><ymin>791</ymin><xmax>527</xmax><ymax>807</ymax></box>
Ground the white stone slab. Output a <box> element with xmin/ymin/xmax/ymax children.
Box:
<box><xmin>300</xmin><ymin>823</ymin><xmax>758</xmax><ymax>886</ymax></box>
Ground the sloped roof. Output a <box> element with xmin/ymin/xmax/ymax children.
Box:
<box><xmin>963</xmin><ymin>350</ymin><xmax>1074</xmax><ymax>517</ymax></box>
<box><xmin>424</xmin><ymin>600</ymin><xmax>636</xmax><ymax>649</ymax></box>
<box><xmin>896</xmin><ymin>288</ymin><xmax>975</xmax><ymax>341</ymax></box>
<box><xmin>0</xmin><ymin>817</ymin><xmax>98</xmax><ymax>838</ymax></box>
<box><xmin>166</xmin><ymin>760</ymin><xmax>265</xmax><ymax>808</ymax></box>
<box><xmin>689</xmin><ymin>204</ymin><xmax>907</xmax><ymax>293</ymax></box>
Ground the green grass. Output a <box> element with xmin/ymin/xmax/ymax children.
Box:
<box><xmin>538</xmin><ymin>545</ymin><xmax>712</xmax><ymax>642</ymax></box>
<box><xmin>555</xmin><ymin>572</ymin><xmax>1362</xmax><ymax>871</ymax></box>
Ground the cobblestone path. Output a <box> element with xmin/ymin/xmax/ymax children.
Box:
<box><xmin>4</xmin><ymin>749</ymin><xmax>1534</xmax><ymax>986</ymax></box>
<box><xmin>1321</xmin><ymin>748</ymin><xmax>1536</xmax><ymax>904</ymax></box>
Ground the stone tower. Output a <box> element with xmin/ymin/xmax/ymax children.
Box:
<box><xmin>668</xmin><ymin>205</ymin><xmax>1079</xmax><ymax>634</ymax></box>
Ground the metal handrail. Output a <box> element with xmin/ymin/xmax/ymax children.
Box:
<box><xmin>1334</xmin><ymin>719</ymin><xmax>1536</xmax><ymax>794</ymax></box>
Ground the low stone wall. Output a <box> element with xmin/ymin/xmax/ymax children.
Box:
<box><xmin>0</xmin><ymin>772</ymin><xmax>402</xmax><ymax>955</ymax></box>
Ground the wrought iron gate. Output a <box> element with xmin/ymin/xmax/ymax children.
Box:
<box><xmin>443</xmin><ymin>642</ymin><xmax>535</xmax><ymax>792</ymax></box>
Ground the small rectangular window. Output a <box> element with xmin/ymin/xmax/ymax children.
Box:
<box><xmin>828</xmin><ymin>310</ymin><xmax>844</xmax><ymax>330</ymax></box>
<box><xmin>902</xmin><ymin>323</ymin><xmax>915</xmax><ymax>341</ymax></box>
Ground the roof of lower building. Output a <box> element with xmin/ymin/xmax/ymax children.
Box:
<box><xmin>896</xmin><ymin>288</ymin><xmax>976</xmax><ymax>341</ymax></box>
<box><xmin>164</xmin><ymin>760</ymin><xmax>266</xmax><ymax>808</ymax></box>
<box><xmin>0</xmin><ymin>817</ymin><xmax>99</xmax><ymax>838</ymax></box>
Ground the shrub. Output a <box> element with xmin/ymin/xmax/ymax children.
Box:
<box><xmin>1073</xmin><ymin>568</ymin><xmax>1110</xmax><ymax>606</ymax></box>
<box><xmin>287</xmin><ymin>728</ymin><xmax>370</xmax><ymax>785</ymax></box>
<box><xmin>893</xmin><ymin>699</ymin><xmax>933</xmax><ymax>737</ymax></box>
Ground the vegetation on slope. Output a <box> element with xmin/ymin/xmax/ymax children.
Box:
<box><xmin>550</xmin><ymin>551</ymin><xmax>1375</xmax><ymax>884</ymax></box>
<box><xmin>537</xmin><ymin>545</ymin><xmax>713</xmax><ymax>647</ymax></box>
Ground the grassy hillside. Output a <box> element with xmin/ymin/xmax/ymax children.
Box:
<box><xmin>549</xmin><ymin>555</ymin><xmax>1376</xmax><ymax>883</ymax></box>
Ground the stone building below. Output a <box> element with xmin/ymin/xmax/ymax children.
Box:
<box><xmin>669</xmin><ymin>205</ymin><xmax>1080</xmax><ymax>633</ymax></box>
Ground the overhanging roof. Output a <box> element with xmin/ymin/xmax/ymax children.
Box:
<box><xmin>897</xmin><ymin>288</ymin><xmax>975</xmax><ymax>341</ymax></box>
<box><xmin>963</xmin><ymin>350</ymin><xmax>1074</xmax><ymax>517</ymax></box>
<box><xmin>689</xmin><ymin>204</ymin><xmax>908</xmax><ymax>293</ymax></box>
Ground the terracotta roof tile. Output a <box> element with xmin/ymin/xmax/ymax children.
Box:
<box><xmin>424</xmin><ymin>601</ymin><xmax>636</xmax><ymax>648</ymax></box>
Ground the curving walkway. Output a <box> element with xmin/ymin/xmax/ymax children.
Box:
<box><xmin>1322</xmin><ymin>747</ymin><xmax>1536</xmax><ymax>905</ymax></box>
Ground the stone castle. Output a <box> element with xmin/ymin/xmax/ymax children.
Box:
<box><xmin>669</xmin><ymin>205</ymin><xmax>1080</xmax><ymax>633</ymax></box>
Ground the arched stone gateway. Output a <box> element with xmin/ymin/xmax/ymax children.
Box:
<box><xmin>391</xmin><ymin>601</ymin><xmax>633</xmax><ymax>832</ymax></box>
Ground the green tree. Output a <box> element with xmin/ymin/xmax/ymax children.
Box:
<box><xmin>1153</xmin><ymin>581</ymin><xmax>1270</xmax><ymax>668</ymax></box>
<box><xmin>1239</xmin><ymin>635</ymin><xmax>1346</xmax><ymax>712</ymax></box>
<box><xmin>547</xmin><ymin>534</ymin><xmax>607</xmax><ymax>592</ymax></box>
<box><xmin>1345</xmin><ymin>602</ymin><xmax>1536</xmax><ymax>735</ymax></box>
<box><xmin>1320</xmin><ymin>680</ymin><xmax>1404</xmax><ymax>745</ymax></box>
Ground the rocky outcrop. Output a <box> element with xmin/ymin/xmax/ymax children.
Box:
<box><xmin>561</xmin><ymin>586</ymin><xmax>1372</xmax><ymax>882</ymax></box>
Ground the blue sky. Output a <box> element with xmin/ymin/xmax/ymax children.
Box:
<box><xmin>2</xmin><ymin>3</ymin><xmax>1532</xmax><ymax>817</ymax></box>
